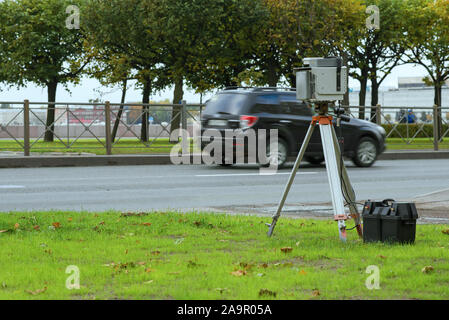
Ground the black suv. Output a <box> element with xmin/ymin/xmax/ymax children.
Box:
<box><xmin>201</xmin><ymin>87</ymin><xmax>386</xmax><ymax>167</ymax></box>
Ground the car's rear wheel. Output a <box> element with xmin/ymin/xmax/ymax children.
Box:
<box><xmin>261</xmin><ymin>138</ymin><xmax>288</xmax><ymax>168</ymax></box>
<box><xmin>352</xmin><ymin>136</ymin><xmax>378</xmax><ymax>167</ymax></box>
<box><xmin>305</xmin><ymin>155</ymin><xmax>325</xmax><ymax>165</ymax></box>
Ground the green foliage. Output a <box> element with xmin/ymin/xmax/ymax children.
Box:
<box><xmin>0</xmin><ymin>0</ymin><xmax>87</xmax><ymax>88</ymax></box>
<box><xmin>382</xmin><ymin>123</ymin><xmax>449</xmax><ymax>139</ymax></box>
<box><xmin>402</xmin><ymin>0</ymin><xmax>449</xmax><ymax>103</ymax></box>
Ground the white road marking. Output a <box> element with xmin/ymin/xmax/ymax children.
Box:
<box><xmin>0</xmin><ymin>185</ymin><xmax>25</xmax><ymax>189</ymax></box>
<box><xmin>196</xmin><ymin>172</ymin><xmax>317</xmax><ymax>177</ymax></box>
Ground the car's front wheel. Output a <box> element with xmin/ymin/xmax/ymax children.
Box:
<box><xmin>352</xmin><ymin>136</ymin><xmax>378</xmax><ymax>167</ymax></box>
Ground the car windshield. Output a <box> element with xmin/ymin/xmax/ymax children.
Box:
<box><xmin>204</xmin><ymin>93</ymin><xmax>249</xmax><ymax>115</ymax></box>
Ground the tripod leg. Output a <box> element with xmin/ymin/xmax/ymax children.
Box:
<box><xmin>331</xmin><ymin>126</ymin><xmax>363</xmax><ymax>238</ymax></box>
<box><xmin>319</xmin><ymin>123</ymin><xmax>348</xmax><ymax>242</ymax></box>
<box><xmin>267</xmin><ymin>122</ymin><xmax>316</xmax><ymax>237</ymax></box>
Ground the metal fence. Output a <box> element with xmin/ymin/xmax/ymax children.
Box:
<box><xmin>0</xmin><ymin>100</ymin><xmax>203</xmax><ymax>156</ymax></box>
<box><xmin>344</xmin><ymin>105</ymin><xmax>449</xmax><ymax>150</ymax></box>
<box><xmin>1</xmin><ymin>101</ymin><xmax>448</xmax><ymax>156</ymax></box>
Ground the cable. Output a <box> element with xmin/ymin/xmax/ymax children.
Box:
<box><xmin>336</xmin><ymin>104</ymin><xmax>362</xmax><ymax>232</ymax></box>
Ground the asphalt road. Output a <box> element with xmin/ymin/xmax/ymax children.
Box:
<box><xmin>0</xmin><ymin>159</ymin><xmax>448</xmax><ymax>213</ymax></box>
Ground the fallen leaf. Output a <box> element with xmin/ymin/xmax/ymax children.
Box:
<box><xmin>26</xmin><ymin>287</ymin><xmax>47</xmax><ymax>295</ymax></box>
<box><xmin>151</xmin><ymin>250</ymin><xmax>160</xmax><ymax>255</ymax></box>
<box><xmin>312</xmin><ymin>289</ymin><xmax>320</xmax><ymax>297</ymax></box>
<box><xmin>137</xmin><ymin>261</ymin><xmax>146</xmax><ymax>266</ymax></box>
<box><xmin>52</xmin><ymin>222</ymin><xmax>61</xmax><ymax>229</ymax></box>
<box><xmin>33</xmin><ymin>225</ymin><xmax>40</xmax><ymax>231</ymax></box>
<box><xmin>145</xmin><ymin>268</ymin><xmax>152</xmax><ymax>273</ymax></box>
<box><xmin>141</xmin><ymin>223</ymin><xmax>152</xmax><ymax>227</ymax></box>
<box><xmin>67</xmin><ymin>217</ymin><xmax>73</xmax><ymax>222</ymax></box>
<box><xmin>239</xmin><ymin>262</ymin><xmax>253</xmax><ymax>270</ymax></box>
<box><xmin>215</xmin><ymin>288</ymin><xmax>229</xmax><ymax>294</ymax></box>
<box><xmin>259</xmin><ymin>289</ymin><xmax>277</xmax><ymax>297</ymax></box>
<box><xmin>14</xmin><ymin>223</ymin><xmax>20</xmax><ymax>229</ymax></box>
<box><xmin>231</xmin><ymin>270</ymin><xmax>247</xmax><ymax>277</ymax></box>
<box><xmin>422</xmin><ymin>266</ymin><xmax>434</xmax><ymax>274</ymax></box>
<box><xmin>378</xmin><ymin>255</ymin><xmax>387</xmax><ymax>259</ymax></box>
<box><xmin>99</xmin><ymin>221</ymin><xmax>105</xmax><ymax>225</ymax></box>
<box><xmin>299</xmin><ymin>270</ymin><xmax>307</xmax><ymax>275</ymax></box>
<box><xmin>260</xmin><ymin>263</ymin><xmax>268</xmax><ymax>269</ymax></box>
<box><xmin>442</xmin><ymin>229</ymin><xmax>449</xmax><ymax>235</ymax></box>
<box><xmin>280</xmin><ymin>247</ymin><xmax>293</xmax><ymax>253</ymax></box>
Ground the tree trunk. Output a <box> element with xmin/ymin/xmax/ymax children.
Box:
<box><xmin>434</xmin><ymin>84</ymin><xmax>443</xmax><ymax>140</ymax></box>
<box><xmin>170</xmin><ymin>77</ymin><xmax>184</xmax><ymax>143</ymax></box>
<box><xmin>44</xmin><ymin>81</ymin><xmax>58</xmax><ymax>142</ymax></box>
<box><xmin>358</xmin><ymin>76</ymin><xmax>367</xmax><ymax>120</ymax></box>
<box><xmin>140</xmin><ymin>79</ymin><xmax>151</xmax><ymax>142</ymax></box>
<box><xmin>112</xmin><ymin>79</ymin><xmax>127</xmax><ymax>143</ymax></box>
<box><xmin>370</xmin><ymin>76</ymin><xmax>379</xmax><ymax>123</ymax></box>
<box><xmin>267</xmin><ymin>61</ymin><xmax>279</xmax><ymax>87</ymax></box>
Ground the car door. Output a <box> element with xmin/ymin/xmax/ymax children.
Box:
<box><xmin>279</xmin><ymin>95</ymin><xmax>317</xmax><ymax>153</ymax></box>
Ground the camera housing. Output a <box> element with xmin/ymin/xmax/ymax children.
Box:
<box><xmin>296</xmin><ymin>57</ymin><xmax>348</xmax><ymax>102</ymax></box>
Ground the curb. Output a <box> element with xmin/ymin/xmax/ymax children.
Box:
<box><xmin>0</xmin><ymin>154</ymin><xmax>172</xmax><ymax>168</ymax></box>
<box><xmin>378</xmin><ymin>150</ymin><xmax>449</xmax><ymax>160</ymax></box>
<box><xmin>0</xmin><ymin>151</ymin><xmax>448</xmax><ymax>168</ymax></box>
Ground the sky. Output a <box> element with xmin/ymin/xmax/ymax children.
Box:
<box><xmin>0</xmin><ymin>63</ymin><xmax>429</xmax><ymax>104</ymax></box>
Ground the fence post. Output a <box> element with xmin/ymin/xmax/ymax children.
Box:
<box><xmin>181</xmin><ymin>100</ymin><xmax>188</xmax><ymax>160</ymax></box>
<box><xmin>376</xmin><ymin>104</ymin><xmax>382</xmax><ymax>126</ymax></box>
<box><xmin>23</xmin><ymin>100</ymin><xmax>30</xmax><ymax>157</ymax></box>
<box><xmin>433</xmin><ymin>104</ymin><xmax>439</xmax><ymax>151</ymax></box>
<box><xmin>105</xmin><ymin>101</ymin><xmax>112</xmax><ymax>155</ymax></box>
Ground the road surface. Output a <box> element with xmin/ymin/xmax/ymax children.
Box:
<box><xmin>0</xmin><ymin>159</ymin><xmax>448</xmax><ymax>214</ymax></box>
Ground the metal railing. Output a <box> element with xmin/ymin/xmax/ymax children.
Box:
<box><xmin>1</xmin><ymin>102</ymin><xmax>448</xmax><ymax>155</ymax></box>
<box><xmin>344</xmin><ymin>105</ymin><xmax>449</xmax><ymax>151</ymax></box>
<box><xmin>0</xmin><ymin>100</ymin><xmax>203</xmax><ymax>156</ymax></box>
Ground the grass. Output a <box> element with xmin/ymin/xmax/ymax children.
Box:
<box><xmin>0</xmin><ymin>138</ymin><xmax>185</xmax><ymax>155</ymax></box>
<box><xmin>1</xmin><ymin>137</ymin><xmax>449</xmax><ymax>155</ymax></box>
<box><xmin>1</xmin><ymin>210</ymin><xmax>449</xmax><ymax>300</ymax></box>
<box><xmin>387</xmin><ymin>138</ymin><xmax>449</xmax><ymax>150</ymax></box>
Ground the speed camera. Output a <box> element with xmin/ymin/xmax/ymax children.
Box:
<box><xmin>296</xmin><ymin>57</ymin><xmax>348</xmax><ymax>102</ymax></box>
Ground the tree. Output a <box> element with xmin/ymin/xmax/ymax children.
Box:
<box><xmin>141</xmin><ymin>0</ymin><xmax>268</xmax><ymax>141</ymax></box>
<box><xmin>403</xmin><ymin>0</ymin><xmax>449</xmax><ymax>138</ymax></box>
<box><xmin>248</xmin><ymin>0</ymin><xmax>362</xmax><ymax>89</ymax></box>
<box><xmin>0</xmin><ymin>0</ymin><xmax>89</xmax><ymax>141</ymax></box>
<box><xmin>84</xmin><ymin>0</ymin><xmax>169</xmax><ymax>142</ymax></box>
<box><xmin>340</xmin><ymin>0</ymin><xmax>406</xmax><ymax>120</ymax></box>
<box><xmin>184</xmin><ymin>0</ymin><xmax>268</xmax><ymax>91</ymax></box>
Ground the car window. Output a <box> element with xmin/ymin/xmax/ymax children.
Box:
<box><xmin>290</xmin><ymin>103</ymin><xmax>313</xmax><ymax>116</ymax></box>
<box><xmin>279</xmin><ymin>94</ymin><xmax>312</xmax><ymax>116</ymax></box>
<box><xmin>255</xmin><ymin>94</ymin><xmax>279</xmax><ymax>105</ymax></box>
<box><xmin>203</xmin><ymin>93</ymin><xmax>249</xmax><ymax>115</ymax></box>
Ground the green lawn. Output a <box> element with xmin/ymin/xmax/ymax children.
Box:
<box><xmin>1</xmin><ymin>211</ymin><xmax>448</xmax><ymax>300</ymax></box>
<box><xmin>386</xmin><ymin>138</ymin><xmax>449</xmax><ymax>150</ymax></box>
<box><xmin>0</xmin><ymin>137</ymin><xmax>448</xmax><ymax>155</ymax></box>
<box><xmin>0</xmin><ymin>138</ymin><xmax>186</xmax><ymax>155</ymax></box>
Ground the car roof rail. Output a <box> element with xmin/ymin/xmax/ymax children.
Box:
<box><xmin>223</xmin><ymin>86</ymin><xmax>296</xmax><ymax>92</ymax></box>
<box><xmin>252</xmin><ymin>87</ymin><xmax>296</xmax><ymax>92</ymax></box>
<box><xmin>223</xmin><ymin>86</ymin><xmax>256</xmax><ymax>91</ymax></box>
